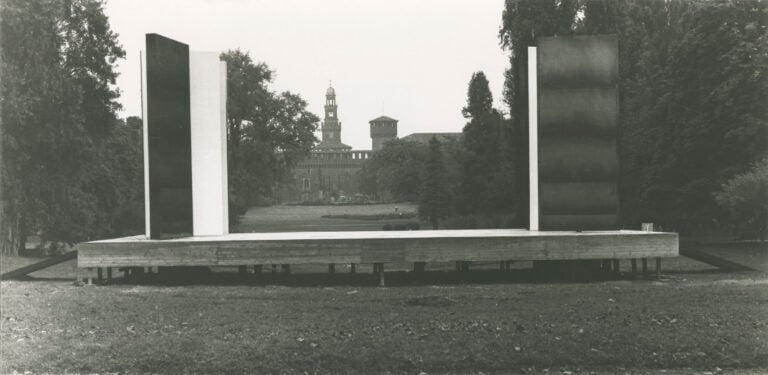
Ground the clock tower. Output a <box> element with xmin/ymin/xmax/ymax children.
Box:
<box><xmin>322</xmin><ymin>85</ymin><xmax>341</xmax><ymax>143</ymax></box>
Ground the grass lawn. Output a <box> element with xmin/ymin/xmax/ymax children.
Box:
<box><xmin>2</xmin><ymin>253</ymin><xmax>768</xmax><ymax>374</ymax></box>
<box><xmin>236</xmin><ymin>203</ymin><xmax>419</xmax><ymax>233</ymax></box>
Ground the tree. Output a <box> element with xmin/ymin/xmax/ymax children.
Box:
<box><xmin>219</xmin><ymin>50</ymin><xmax>319</xmax><ymax>210</ymax></box>
<box><xmin>419</xmin><ymin>137</ymin><xmax>451</xmax><ymax>229</ymax></box>
<box><xmin>461</xmin><ymin>72</ymin><xmax>493</xmax><ymax>119</ymax></box>
<box><xmin>1</xmin><ymin>0</ymin><xmax>126</xmax><ymax>255</ymax></box>
<box><xmin>359</xmin><ymin>139</ymin><xmax>428</xmax><ymax>202</ymax></box>
<box><xmin>499</xmin><ymin>0</ymin><xmax>768</xmax><ymax>233</ymax></box>
<box><xmin>97</xmin><ymin>117</ymin><xmax>144</xmax><ymax>238</ymax></box>
<box><xmin>714</xmin><ymin>158</ymin><xmax>768</xmax><ymax>241</ymax></box>
<box><xmin>457</xmin><ymin>72</ymin><xmax>515</xmax><ymax>215</ymax></box>
<box><xmin>499</xmin><ymin>0</ymin><xmax>581</xmax><ymax>111</ymax></box>
<box><xmin>269</xmin><ymin>91</ymin><xmax>321</xmax><ymax>169</ymax></box>
<box><xmin>125</xmin><ymin>116</ymin><xmax>142</xmax><ymax>130</ymax></box>
<box><xmin>577</xmin><ymin>1</ymin><xmax>768</xmax><ymax>232</ymax></box>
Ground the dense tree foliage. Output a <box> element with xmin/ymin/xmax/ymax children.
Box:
<box><xmin>715</xmin><ymin>158</ymin><xmax>768</xmax><ymax>240</ymax></box>
<box><xmin>499</xmin><ymin>0</ymin><xmax>580</xmax><ymax>113</ymax></box>
<box><xmin>220</xmin><ymin>50</ymin><xmax>319</xmax><ymax>212</ymax></box>
<box><xmin>616</xmin><ymin>1</ymin><xmax>767</xmax><ymax>232</ymax></box>
<box><xmin>457</xmin><ymin>72</ymin><xmax>516</xmax><ymax>216</ymax></box>
<box><xmin>500</xmin><ymin>0</ymin><xmax>768</xmax><ymax>233</ymax></box>
<box><xmin>461</xmin><ymin>72</ymin><xmax>494</xmax><ymax>119</ymax></box>
<box><xmin>94</xmin><ymin>118</ymin><xmax>144</xmax><ymax>238</ymax></box>
<box><xmin>361</xmin><ymin>72</ymin><xmax>515</xmax><ymax>223</ymax></box>
<box><xmin>359</xmin><ymin>140</ymin><xmax>428</xmax><ymax>201</ymax></box>
<box><xmin>1</xmin><ymin>0</ymin><xmax>131</xmax><ymax>255</ymax></box>
<box><xmin>418</xmin><ymin>138</ymin><xmax>452</xmax><ymax>229</ymax></box>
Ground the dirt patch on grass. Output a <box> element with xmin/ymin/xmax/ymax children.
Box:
<box><xmin>405</xmin><ymin>295</ymin><xmax>457</xmax><ymax>307</ymax></box>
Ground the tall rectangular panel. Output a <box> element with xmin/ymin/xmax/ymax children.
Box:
<box><xmin>144</xmin><ymin>34</ymin><xmax>192</xmax><ymax>238</ymax></box>
<box><xmin>528</xmin><ymin>47</ymin><xmax>539</xmax><ymax>230</ymax></box>
<box><xmin>537</xmin><ymin>35</ymin><xmax>619</xmax><ymax>230</ymax></box>
<box><xmin>190</xmin><ymin>53</ymin><xmax>229</xmax><ymax>236</ymax></box>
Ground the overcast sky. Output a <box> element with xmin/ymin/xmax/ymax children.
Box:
<box><xmin>105</xmin><ymin>0</ymin><xmax>509</xmax><ymax>150</ymax></box>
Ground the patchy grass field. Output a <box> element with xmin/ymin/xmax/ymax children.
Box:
<box><xmin>236</xmin><ymin>203</ymin><xmax>419</xmax><ymax>232</ymax></box>
<box><xmin>2</xmin><ymin>250</ymin><xmax>768</xmax><ymax>374</ymax></box>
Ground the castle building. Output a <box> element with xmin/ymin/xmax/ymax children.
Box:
<box><xmin>281</xmin><ymin>85</ymin><xmax>398</xmax><ymax>202</ymax></box>
<box><xmin>369</xmin><ymin>116</ymin><xmax>398</xmax><ymax>152</ymax></box>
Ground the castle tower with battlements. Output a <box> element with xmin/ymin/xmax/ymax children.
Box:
<box><xmin>369</xmin><ymin>115</ymin><xmax>398</xmax><ymax>152</ymax></box>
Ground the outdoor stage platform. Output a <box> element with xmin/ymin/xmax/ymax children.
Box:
<box><xmin>77</xmin><ymin>230</ymin><xmax>678</xmax><ymax>278</ymax></box>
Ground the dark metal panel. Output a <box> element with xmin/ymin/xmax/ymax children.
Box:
<box><xmin>537</xmin><ymin>35</ymin><xmax>619</xmax><ymax>230</ymax></box>
<box><xmin>537</xmin><ymin>35</ymin><xmax>618</xmax><ymax>88</ymax></box>
<box><xmin>540</xmin><ymin>182</ymin><xmax>618</xmax><ymax>215</ymax></box>
<box><xmin>539</xmin><ymin>138</ymin><xmax>618</xmax><ymax>182</ymax></box>
<box><xmin>145</xmin><ymin>34</ymin><xmax>192</xmax><ymax>238</ymax></box>
<box><xmin>539</xmin><ymin>88</ymin><xmax>618</xmax><ymax>139</ymax></box>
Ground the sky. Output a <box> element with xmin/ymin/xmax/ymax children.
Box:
<box><xmin>105</xmin><ymin>0</ymin><xmax>509</xmax><ymax>150</ymax></box>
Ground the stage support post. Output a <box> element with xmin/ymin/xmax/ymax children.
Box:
<box><xmin>377</xmin><ymin>263</ymin><xmax>385</xmax><ymax>287</ymax></box>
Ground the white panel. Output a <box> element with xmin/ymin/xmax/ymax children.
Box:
<box><xmin>190</xmin><ymin>52</ymin><xmax>229</xmax><ymax>236</ymax></box>
<box><xmin>141</xmin><ymin>51</ymin><xmax>151</xmax><ymax>238</ymax></box>
<box><xmin>219</xmin><ymin>60</ymin><xmax>229</xmax><ymax>231</ymax></box>
<box><xmin>528</xmin><ymin>47</ymin><xmax>539</xmax><ymax>231</ymax></box>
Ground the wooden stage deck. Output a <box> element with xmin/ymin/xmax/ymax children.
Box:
<box><xmin>77</xmin><ymin>229</ymin><xmax>678</xmax><ymax>269</ymax></box>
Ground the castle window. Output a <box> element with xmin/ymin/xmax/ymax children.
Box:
<box><xmin>302</xmin><ymin>178</ymin><xmax>310</xmax><ymax>191</ymax></box>
<box><xmin>329</xmin><ymin>112</ymin><xmax>334</xmax><ymax>118</ymax></box>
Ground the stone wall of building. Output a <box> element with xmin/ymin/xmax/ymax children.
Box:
<box><xmin>281</xmin><ymin>150</ymin><xmax>373</xmax><ymax>202</ymax></box>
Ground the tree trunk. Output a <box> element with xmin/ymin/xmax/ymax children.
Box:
<box><xmin>0</xmin><ymin>203</ymin><xmax>24</xmax><ymax>256</ymax></box>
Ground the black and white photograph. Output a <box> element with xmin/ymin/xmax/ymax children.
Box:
<box><xmin>1</xmin><ymin>0</ymin><xmax>766</xmax><ymax>373</ymax></box>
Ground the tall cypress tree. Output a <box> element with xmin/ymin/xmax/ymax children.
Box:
<box><xmin>457</xmin><ymin>72</ymin><xmax>515</xmax><ymax>216</ymax></box>
<box><xmin>462</xmin><ymin>72</ymin><xmax>493</xmax><ymax>119</ymax></box>
<box><xmin>419</xmin><ymin>137</ymin><xmax>451</xmax><ymax>229</ymax></box>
